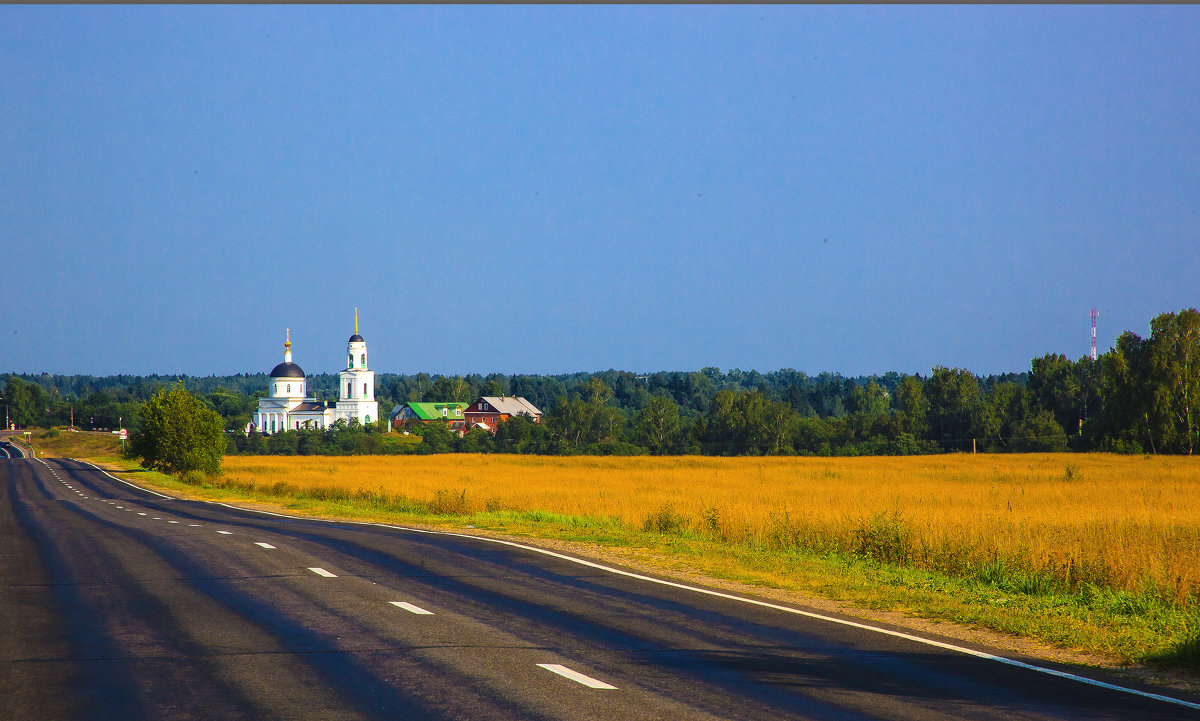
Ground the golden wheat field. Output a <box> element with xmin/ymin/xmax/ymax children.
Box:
<box><xmin>221</xmin><ymin>453</ymin><xmax>1200</xmax><ymax>604</ymax></box>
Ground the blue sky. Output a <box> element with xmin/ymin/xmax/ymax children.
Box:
<box><xmin>2</xmin><ymin>6</ymin><xmax>1197</xmax><ymax>378</ymax></box>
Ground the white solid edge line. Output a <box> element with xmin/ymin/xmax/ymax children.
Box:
<box><xmin>389</xmin><ymin>601</ymin><xmax>434</xmax><ymax>615</ymax></box>
<box><xmin>308</xmin><ymin>567</ymin><xmax>336</xmax><ymax>578</ymax></box>
<box><xmin>86</xmin><ymin>476</ymin><xmax>1194</xmax><ymax>712</ymax></box>
<box><xmin>206</xmin><ymin>501</ymin><xmax>1200</xmax><ymax>710</ymax></box>
<box><xmin>537</xmin><ymin>663</ymin><xmax>618</xmax><ymax>689</ymax></box>
<box><xmin>74</xmin><ymin>460</ymin><xmax>173</xmax><ymax>499</ymax></box>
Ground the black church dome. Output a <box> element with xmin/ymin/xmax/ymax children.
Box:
<box><xmin>269</xmin><ymin>361</ymin><xmax>305</xmax><ymax>378</ymax></box>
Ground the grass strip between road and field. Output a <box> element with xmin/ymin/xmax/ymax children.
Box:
<box><xmin>83</xmin><ymin>455</ymin><xmax>1200</xmax><ymax>679</ymax></box>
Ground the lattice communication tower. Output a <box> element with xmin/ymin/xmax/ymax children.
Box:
<box><xmin>1091</xmin><ymin>307</ymin><xmax>1098</xmax><ymax>361</ymax></box>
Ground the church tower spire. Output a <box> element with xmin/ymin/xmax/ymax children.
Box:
<box><xmin>338</xmin><ymin>309</ymin><xmax>377</xmax><ymax>425</ymax></box>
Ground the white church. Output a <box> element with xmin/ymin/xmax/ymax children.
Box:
<box><xmin>250</xmin><ymin>312</ymin><xmax>379</xmax><ymax>434</ymax></box>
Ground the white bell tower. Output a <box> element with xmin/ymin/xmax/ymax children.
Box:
<box><xmin>336</xmin><ymin>308</ymin><xmax>378</xmax><ymax>425</ymax></box>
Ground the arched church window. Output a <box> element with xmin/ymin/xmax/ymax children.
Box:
<box><xmin>360</xmin><ymin>354</ymin><xmax>366</xmax><ymax>367</ymax></box>
<box><xmin>348</xmin><ymin>354</ymin><xmax>353</xmax><ymax>368</ymax></box>
<box><xmin>286</xmin><ymin>384</ymin><xmax>291</xmax><ymax>393</ymax></box>
<box><xmin>364</xmin><ymin>382</ymin><xmax>368</xmax><ymax>397</ymax></box>
<box><xmin>347</xmin><ymin>382</ymin><xmax>352</xmax><ymax>397</ymax></box>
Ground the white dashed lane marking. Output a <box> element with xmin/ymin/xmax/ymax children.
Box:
<box><xmin>389</xmin><ymin>601</ymin><xmax>433</xmax><ymax>615</ymax></box>
<box><xmin>536</xmin><ymin>664</ymin><xmax>618</xmax><ymax>689</ymax></box>
<box><xmin>216</xmin><ymin>531</ymin><xmax>233</xmax><ymax>535</ymax></box>
<box><xmin>308</xmin><ymin>567</ymin><xmax>336</xmax><ymax>578</ymax></box>
<box><xmin>255</xmin><ymin>542</ymin><xmax>276</xmax><ymax>549</ymax></box>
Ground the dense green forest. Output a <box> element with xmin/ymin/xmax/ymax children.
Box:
<box><xmin>4</xmin><ymin>308</ymin><xmax>1198</xmax><ymax>457</ymax></box>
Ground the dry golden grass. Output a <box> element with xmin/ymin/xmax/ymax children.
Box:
<box><xmin>222</xmin><ymin>453</ymin><xmax>1200</xmax><ymax>606</ymax></box>
<box><xmin>15</xmin><ymin>429</ymin><xmax>122</xmax><ymax>459</ymax></box>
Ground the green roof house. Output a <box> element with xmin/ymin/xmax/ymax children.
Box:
<box><xmin>390</xmin><ymin>402</ymin><xmax>469</xmax><ymax>434</ymax></box>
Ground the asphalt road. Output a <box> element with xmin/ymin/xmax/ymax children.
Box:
<box><xmin>0</xmin><ymin>439</ymin><xmax>26</xmax><ymax>459</ymax></box>
<box><xmin>2</xmin><ymin>454</ymin><xmax>1197</xmax><ymax>721</ymax></box>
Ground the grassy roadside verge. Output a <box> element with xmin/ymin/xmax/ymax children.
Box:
<box><xmin>5</xmin><ymin>429</ymin><xmax>122</xmax><ymax>459</ymax></box>
<box><xmin>82</xmin><ymin>456</ymin><xmax>1199</xmax><ymax>687</ymax></box>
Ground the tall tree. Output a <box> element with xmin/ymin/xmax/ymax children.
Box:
<box><xmin>925</xmin><ymin>366</ymin><xmax>981</xmax><ymax>451</ymax></box>
<box><xmin>578</xmin><ymin>377</ymin><xmax>614</xmax><ymax>406</ymax></box>
<box><xmin>1146</xmin><ymin>308</ymin><xmax>1200</xmax><ymax>454</ymax></box>
<box><xmin>892</xmin><ymin>375</ymin><xmax>928</xmax><ymax>437</ymax></box>
<box><xmin>978</xmin><ymin>382</ymin><xmax>1033</xmax><ymax>451</ymax></box>
<box><xmin>703</xmin><ymin>390</ymin><xmax>794</xmax><ymax>455</ymax></box>
<box><xmin>1028</xmin><ymin>353</ymin><xmax>1082</xmax><ymax>437</ymax></box>
<box><xmin>128</xmin><ymin>382</ymin><xmax>225</xmax><ymax>475</ymax></box>
<box><xmin>427</xmin><ymin>375</ymin><xmax>473</xmax><ymax>402</ymax></box>
<box><xmin>2</xmin><ymin>376</ymin><xmax>46</xmax><ymax>428</ymax></box>
<box><xmin>548</xmin><ymin>397</ymin><xmax>594</xmax><ymax>448</ymax></box>
<box><xmin>1096</xmin><ymin>330</ymin><xmax>1154</xmax><ymax>452</ymax></box>
<box><xmin>590</xmin><ymin>406</ymin><xmax>626</xmax><ymax>443</ymax></box>
<box><xmin>847</xmin><ymin>381</ymin><xmax>889</xmax><ymax>417</ymax></box>
<box><xmin>634</xmin><ymin>396</ymin><xmax>681</xmax><ymax>454</ymax></box>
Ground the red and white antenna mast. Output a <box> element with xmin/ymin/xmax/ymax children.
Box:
<box><xmin>1090</xmin><ymin>307</ymin><xmax>1098</xmax><ymax>361</ymax></box>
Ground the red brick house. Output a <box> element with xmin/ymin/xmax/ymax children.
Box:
<box><xmin>463</xmin><ymin>396</ymin><xmax>542</xmax><ymax>433</ymax></box>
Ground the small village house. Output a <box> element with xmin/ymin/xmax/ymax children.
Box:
<box><xmin>390</xmin><ymin>402</ymin><xmax>470</xmax><ymax>435</ymax></box>
<box><xmin>463</xmin><ymin>396</ymin><xmax>542</xmax><ymax>434</ymax></box>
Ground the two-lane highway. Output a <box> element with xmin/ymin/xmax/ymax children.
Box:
<box><xmin>2</xmin><ymin>455</ymin><xmax>1197</xmax><ymax>720</ymax></box>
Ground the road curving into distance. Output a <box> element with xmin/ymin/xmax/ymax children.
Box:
<box><xmin>2</xmin><ymin>455</ymin><xmax>1198</xmax><ymax>721</ymax></box>
<box><xmin>0</xmin><ymin>439</ymin><xmax>26</xmax><ymax>459</ymax></box>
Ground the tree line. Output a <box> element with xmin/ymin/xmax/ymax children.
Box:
<box><xmin>4</xmin><ymin>308</ymin><xmax>1198</xmax><ymax>456</ymax></box>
